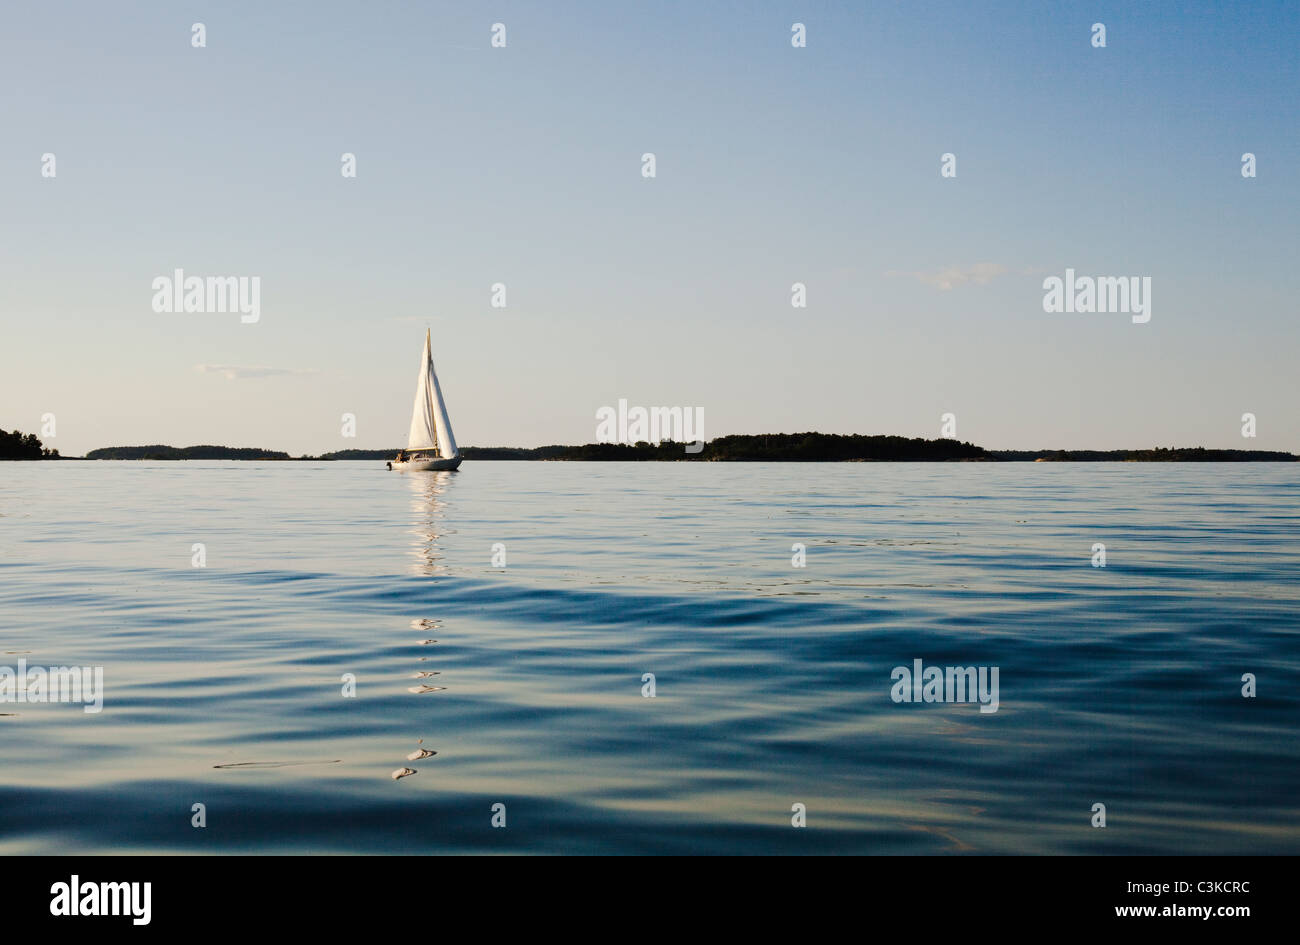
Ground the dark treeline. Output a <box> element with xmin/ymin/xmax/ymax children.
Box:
<box><xmin>696</xmin><ymin>433</ymin><xmax>987</xmax><ymax>461</ymax></box>
<box><xmin>0</xmin><ymin>429</ymin><xmax>59</xmax><ymax>460</ymax></box>
<box><xmin>323</xmin><ymin>435</ymin><xmax>986</xmax><ymax>461</ymax></box>
<box><xmin>86</xmin><ymin>445</ymin><xmax>292</xmax><ymax>460</ymax></box>
<box><xmin>69</xmin><ymin>435</ymin><xmax>1300</xmax><ymax>462</ymax></box>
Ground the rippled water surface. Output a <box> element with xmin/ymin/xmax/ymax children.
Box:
<box><xmin>1</xmin><ymin>461</ymin><xmax>1297</xmax><ymax>854</ymax></box>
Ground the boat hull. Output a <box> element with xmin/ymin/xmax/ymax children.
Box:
<box><xmin>391</xmin><ymin>455</ymin><xmax>462</xmax><ymax>472</ymax></box>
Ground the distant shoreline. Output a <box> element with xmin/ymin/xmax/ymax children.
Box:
<box><xmin>52</xmin><ymin>434</ymin><xmax>1300</xmax><ymax>463</ymax></box>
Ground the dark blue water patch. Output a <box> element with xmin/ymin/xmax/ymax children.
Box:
<box><xmin>0</xmin><ymin>782</ymin><xmax>936</xmax><ymax>855</ymax></box>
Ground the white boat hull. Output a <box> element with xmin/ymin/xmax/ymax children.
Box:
<box><xmin>391</xmin><ymin>455</ymin><xmax>462</xmax><ymax>472</ymax></box>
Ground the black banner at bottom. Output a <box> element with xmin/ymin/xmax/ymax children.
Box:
<box><xmin>0</xmin><ymin>854</ymin><xmax>1277</xmax><ymax>931</ymax></box>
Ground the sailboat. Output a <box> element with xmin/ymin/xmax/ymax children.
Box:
<box><xmin>389</xmin><ymin>329</ymin><xmax>462</xmax><ymax>472</ymax></box>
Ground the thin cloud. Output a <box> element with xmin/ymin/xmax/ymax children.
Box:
<box><xmin>886</xmin><ymin>263</ymin><xmax>1009</xmax><ymax>291</ymax></box>
<box><xmin>194</xmin><ymin>365</ymin><xmax>315</xmax><ymax>380</ymax></box>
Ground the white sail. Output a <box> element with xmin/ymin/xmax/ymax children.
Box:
<box><xmin>406</xmin><ymin>330</ymin><xmax>437</xmax><ymax>451</ymax></box>
<box><xmin>429</xmin><ymin>354</ymin><xmax>458</xmax><ymax>459</ymax></box>
<box><xmin>405</xmin><ymin>329</ymin><xmax>458</xmax><ymax>458</ymax></box>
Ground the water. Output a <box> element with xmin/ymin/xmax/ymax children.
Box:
<box><xmin>1</xmin><ymin>461</ymin><xmax>1297</xmax><ymax>854</ymax></box>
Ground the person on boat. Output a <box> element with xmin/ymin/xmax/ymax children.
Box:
<box><xmin>396</xmin><ymin>451</ymin><xmax>405</xmax><ymax>463</ymax></box>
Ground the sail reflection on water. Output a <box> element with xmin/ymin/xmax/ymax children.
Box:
<box><xmin>406</xmin><ymin>469</ymin><xmax>456</xmax><ymax>577</ymax></box>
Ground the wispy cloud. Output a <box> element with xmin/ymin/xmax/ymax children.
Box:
<box><xmin>194</xmin><ymin>365</ymin><xmax>315</xmax><ymax>380</ymax></box>
<box><xmin>885</xmin><ymin>263</ymin><xmax>1009</xmax><ymax>291</ymax></box>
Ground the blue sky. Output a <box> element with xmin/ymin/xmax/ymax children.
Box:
<box><xmin>2</xmin><ymin>1</ymin><xmax>1297</xmax><ymax>455</ymax></box>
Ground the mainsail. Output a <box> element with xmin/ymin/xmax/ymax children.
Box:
<box><xmin>406</xmin><ymin>329</ymin><xmax>458</xmax><ymax>458</ymax></box>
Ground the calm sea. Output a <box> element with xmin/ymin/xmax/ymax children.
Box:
<box><xmin>1</xmin><ymin>461</ymin><xmax>1297</xmax><ymax>854</ymax></box>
